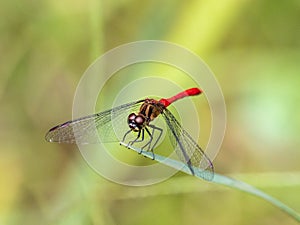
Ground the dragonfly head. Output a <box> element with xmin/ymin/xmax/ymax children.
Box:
<box><xmin>127</xmin><ymin>113</ymin><xmax>145</xmax><ymax>132</ymax></box>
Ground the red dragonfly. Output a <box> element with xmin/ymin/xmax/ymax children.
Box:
<box><xmin>45</xmin><ymin>88</ymin><xmax>214</xmax><ymax>180</ymax></box>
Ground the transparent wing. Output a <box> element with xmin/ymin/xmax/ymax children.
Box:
<box><xmin>45</xmin><ymin>100</ymin><xmax>144</xmax><ymax>144</ymax></box>
<box><xmin>161</xmin><ymin>108</ymin><xmax>214</xmax><ymax>181</ymax></box>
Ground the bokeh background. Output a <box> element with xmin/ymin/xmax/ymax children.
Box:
<box><xmin>1</xmin><ymin>0</ymin><xmax>300</xmax><ymax>224</ymax></box>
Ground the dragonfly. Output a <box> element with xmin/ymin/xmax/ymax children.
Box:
<box><xmin>45</xmin><ymin>87</ymin><xmax>214</xmax><ymax>180</ymax></box>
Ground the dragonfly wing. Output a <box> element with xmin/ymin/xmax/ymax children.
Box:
<box><xmin>45</xmin><ymin>100</ymin><xmax>144</xmax><ymax>144</ymax></box>
<box><xmin>161</xmin><ymin>108</ymin><xmax>214</xmax><ymax>181</ymax></box>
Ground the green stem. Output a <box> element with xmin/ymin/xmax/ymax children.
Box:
<box><xmin>120</xmin><ymin>142</ymin><xmax>300</xmax><ymax>222</ymax></box>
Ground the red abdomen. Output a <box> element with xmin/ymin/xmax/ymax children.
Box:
<box><xmin>159</xmin><ymin>88</ymin><xmax>202</xmax><ymax>107</ymax></box>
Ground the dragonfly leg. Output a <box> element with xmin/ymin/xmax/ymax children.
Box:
<box><xmin>148</xmin><ymin>124</ymin><xmax>163</xmax><ymax>151</ymax></box>
<box><xmin>141</xmin><ymin>127</ymin><xmax>154</xmax><ymax>159</ymax></box>
<box><xmin>141</xmin><ymin>127</ymin><xmax>152</xmax><ymax>149</ymax></box>
<box><xmin>127</xmin><ymin>129</ymin><xmax>145</xmax><ymax>153</ymax></box>
<box><xmin>141</xmin><ymin>125</ymin><xmax>163</xmax><ymax>160</ymax></box>
<box><xmin>121</xmin><ymin>129</ymin><xmax>132</xmax><ymax>143</ymax></box>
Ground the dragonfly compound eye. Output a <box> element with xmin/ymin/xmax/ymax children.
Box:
<box><xmin>128</xmin><ymin>113</ymin><xmax>136</xmax><ymax>122</ymax></box>
<box><xmin>135</xmin><ymin>115</ymin><xmax>145</xmax><ymax>126</ymax></box>
<box><xmin>127</xmin><ymin>113</ymin><xmax>140</xmax><ymax>131</ymax></box>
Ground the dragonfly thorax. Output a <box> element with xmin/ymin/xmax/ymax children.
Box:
<box><xmin>139</xmin><ymin>100</ymin><xmax>164</xmax><ymax>121</ymax></box>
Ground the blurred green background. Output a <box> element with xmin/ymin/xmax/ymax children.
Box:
<box><xmin>1</xmin><ymin>0</ymin><xmax>300</xmax><ymax>224</ymax></box>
